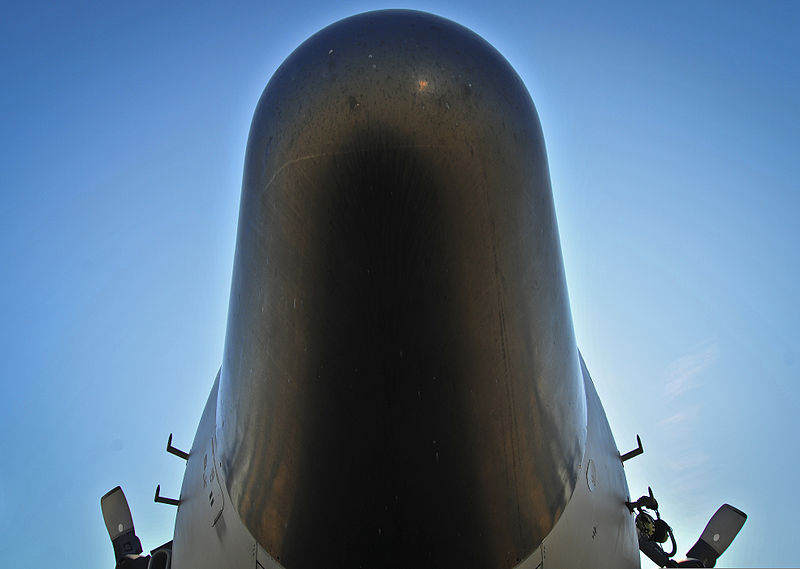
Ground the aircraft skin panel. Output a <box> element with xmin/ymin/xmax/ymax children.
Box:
<box><xmin>519</xmin><ymin>355</ymin><xmax>640</xmax><ymax>569</ymax></box>
<box><xmin>172</xmin><ymin>371</ymin><xmax>254</xmax><ymax>569</ymax></box>
<box><xmin>172</xmin><ymin>371</ymin><xmax>286</xmax><ymax>569</ymax></box>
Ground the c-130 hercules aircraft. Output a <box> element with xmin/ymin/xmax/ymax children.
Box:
<box><xmin>100</xmin><ymin>10</ymin><xmax>746</xmax><ymax>569</ymax></box>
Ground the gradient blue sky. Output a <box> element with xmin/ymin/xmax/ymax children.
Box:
<box><xmin>2</xmin><ymin>1</ymin><xmax>798</xmax><ymax>567</ymax></box>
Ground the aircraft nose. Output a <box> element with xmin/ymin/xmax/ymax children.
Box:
<box><xmin>216</xmin><ymin>10</ymin><xmax>587</xmax><ymax>569</ymax></box>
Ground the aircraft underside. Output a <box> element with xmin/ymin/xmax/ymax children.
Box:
<box><xmin>100</xmin><ymin>10</ymin><xmax>745</xmax><ymax>569</ymax></box>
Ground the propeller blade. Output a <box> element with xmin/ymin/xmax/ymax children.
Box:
<box><xmin>685</xmin><ymin>504</ymin><xmax>747</xmax><ymax>567</ymax></box>
<box><xmin>101</xmin><ymin>486</ymin><xmax>143</xmax><ymax>561</ymax></box>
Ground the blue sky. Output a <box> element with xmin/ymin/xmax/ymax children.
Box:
<box><xmin>2</xmin><ymin>1</ymin><xmax>798</xmax><ymax>567</ymax></box>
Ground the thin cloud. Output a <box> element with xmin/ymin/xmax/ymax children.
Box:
<box><xmin>658</xmin><ymin>408</ymin><xmax>696</xmax><ymax>428</ymax></box>
<box><xmin>667</xmin><ymin>448</ymin><xmax>709</xmax><ymax>474</ymax></box>
<box><xmin>663</xmin><ymin>340</ymin><xmax>719</xmax><ymax>401</ymax></box>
